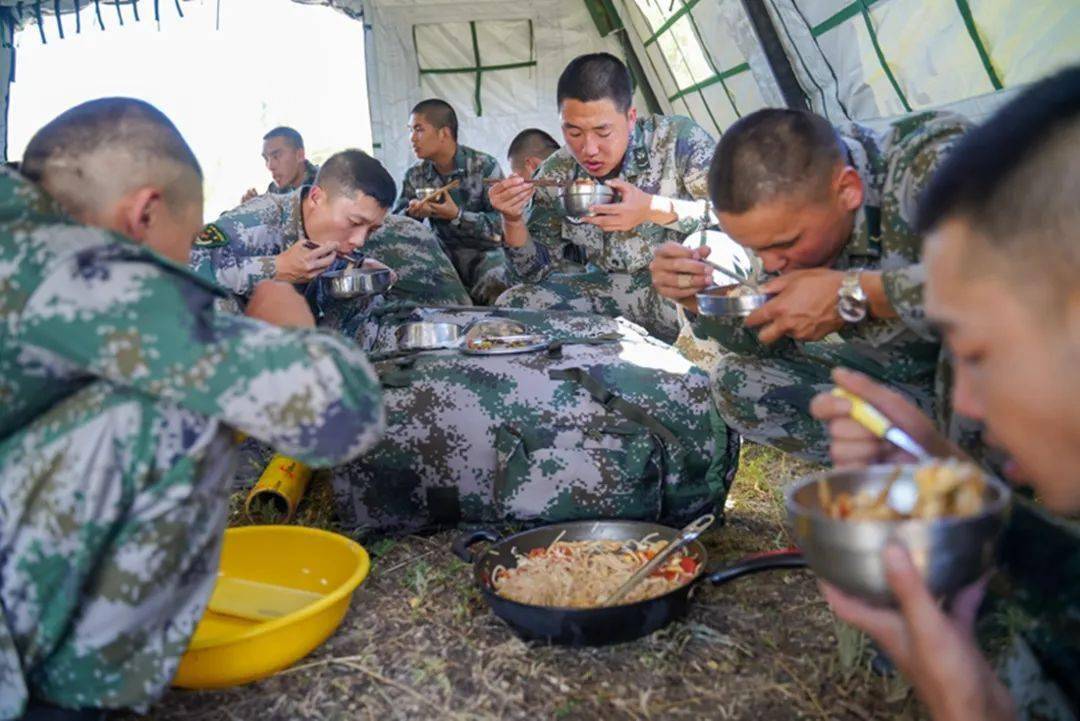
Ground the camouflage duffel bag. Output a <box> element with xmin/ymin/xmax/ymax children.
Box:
<box><xmin>331</xmin><ymin>305</ymin><xmax>739</xmax><ymax>533</ymax></box>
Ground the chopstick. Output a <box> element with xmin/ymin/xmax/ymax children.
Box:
<box><xmin>482</xmin><ymin>178</ymin><xmax>565</xmax><ymax>188</ymax></box>
<box><xmin>703</xmin><ymin>258</ymin><xmax>761</xmax><ymax>291</ymax></box>
<box><xmin>415</xmin><ymin>179</ymin><xmax>460</xmax><ymax>206</ymax></box>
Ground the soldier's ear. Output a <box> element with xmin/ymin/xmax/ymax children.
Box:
<box><xmin>835</xmin><ymin>166</ymin><xmax>863</xmax><ymax>213</ymax></box>
<box><xmin>115</xmin><ymin>186</ymin><xmax>161</xmax><ymax>244</ymax></box>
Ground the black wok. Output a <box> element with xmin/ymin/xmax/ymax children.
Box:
<box><xmin>452</xmin><ymin>519</ymin><xmax>806</xmax><ymax>646</ymax></box>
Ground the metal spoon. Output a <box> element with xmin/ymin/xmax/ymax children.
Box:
<box><xmin>603</xmin><ymin>513</ymin><xmax>715</xmax><ymax>606</ymax></box>
<box><xmin>703</xmin><ymin>258</ymin><xmax>762</xmax><ymax>292</ymax></box>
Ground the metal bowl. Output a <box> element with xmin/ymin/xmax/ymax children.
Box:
<box><xmin>463</xmin><ymin>319</ymin><xmax>526</xmax><ymax>343</ymax></box>
<box><xmin>561</xmin><ymin>182</ymin><xmax>616</xmax><ymax>218</ymax></box>
<box><xmin>395</xmin><ymin>322</ymin><xmax>462</xmax><ymax>351</ymax></box>
<box><xmin>787</xmin><ymin>465</ymin><xmax>1012</xmax><ymax>606</ymax></box>
<box><xmin>414</xmin><ymin>187</ymin><xmax>442</xmax><ymax>201</ymax></box>
<box><xmin>324</xmin><ymin>267</ymin><xmax>394</xmax><ymax>300</ymax></box>
<box><xmin>696</xmin><ymin>284</ymin><xmax>773</xmax><ymax>317</ymax></box>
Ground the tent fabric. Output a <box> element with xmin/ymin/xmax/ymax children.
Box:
<box><xmin>364</xmin><ymin>0</ymin><xmax>625</xmax><ymax>181</ymax></box>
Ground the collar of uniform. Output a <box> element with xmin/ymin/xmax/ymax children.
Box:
<box><xmin>619</xmin><ymin>119</ymin><xmax>650</xmax><ymax>180</ymax></box>
<box><xmin>834</xmin><ymin>202</ymin><xmax>882</xmax><ymax>271</ymax></box>
<box><xmin>423</xmin><ymin>145</ymin><xmax>467</xmax><ymax>181</ymax></box>
<box><xmin>292</xmin><ymin>185</ymin><xmax>312</xmax><ymax>241</ymax></box>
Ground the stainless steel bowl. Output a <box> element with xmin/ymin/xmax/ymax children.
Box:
<box><xmin>561</xmin><ymin>182</ymin><xmax>616</xmax><ymax>217</ymax></box>
<box><xmin>324</xmin><ymin>267</ymin><xmax>394</xmax><ymax>299</ymax></box>
<box><xmin>696</xmin><ymin>284</ymin><xmax>773</xmax><ymax>317</ymax></box>
<box><xmin>414</xmin><ymin>187</ymin><xmax>442</xmax><ymax>201</ymax></box>
<box><xmin>787</xmin><ymin>465</ymin><xmax>1012</xmax><ymax>606</ymax></box>
<box><xmin>395</xmin><ymin>322</ymin><xmax>463</xmax><ymax>351</ymax></box>
<box><xmin>463</xmin><ymin>319</ymin><xmax>526</xmax><ymax>344</ymax></box>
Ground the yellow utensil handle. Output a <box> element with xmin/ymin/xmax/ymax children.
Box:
<box><xmin>831</xmin><ymin>388</ymin><xmax>892</xmax><ymax>439</ymax></box>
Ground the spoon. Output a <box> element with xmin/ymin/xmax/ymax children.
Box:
<box><xmin>703</xmin><ymin>258</ymin><xmax>762</xmax><ymax>292</ymax></box>
<box><xmin>603</xmin><ymin>513</ymin><xmax>715</xmax><ymax>606</ymax></box>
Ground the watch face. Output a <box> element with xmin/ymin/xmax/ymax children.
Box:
<box><xmin>838</xmin><ymin>296</ymin><xmax>868</xmax><ymax>323</ymax></box>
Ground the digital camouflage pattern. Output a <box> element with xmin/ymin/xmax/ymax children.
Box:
<box><xmin>266</xmin><ymin>159</ymin><xmax>318</xmax><ymax>194</ymax></box>
<box><xmin>980</xmin><ymin>497</ymin><xmax>1080</xmax><ymax>720</ymax></box>
<box><xmin>190</xmin><ymin>188</ymin><xmax>471</xmax><ymax>310</ymax></box>
<box><xmin>392</xmin><ymin>144</ymin><xmax>508</xmax><ymax>303</ymax></box>
<box><xmin>679</xmin><ymin>111</ymin><xmax>972</xmax><ymax>462</ymax></box>
<box><xmin>0</xmin><ymin>383</ymin><xmax>233</xmax><ymax>715</ymax></box>
<box><xmin>498</xmin><ymin>114</ymin><xmax>716</xmax><ymax>340</ymax></box>
<box><xmin>0</xmin><ymin>168</ymin><xmax>385</xmax><ymax>714</ymax></box>
<box><xmin>331</xmin><ymin>305</ymin><xmax>738</xmax><ymax>533</ymax></box>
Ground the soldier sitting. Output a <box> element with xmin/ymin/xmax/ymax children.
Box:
<box><xmin>394</xmin><ymin>99</ymin><xmax>508</xmax><ymax>305</ymax></box>
<box><xmin>650</xmin><ymin>107</ymin><xmax>971</xmax><ymax>462</ymax></box>
<box><xmin>0</xmin><ymin>98</ymin><xmax>384</xmax><ymax>718</ymax></box>
<box><xmin>194</xmin><ymin>151</ymin><xmax>471</xmax><ymax>321</ymax></box>
<box><xmin>240</xmin><ymin>125</ymin><xmax>319</xmax><ymax>204</ymax></box>
<box><xmin>489</xmin><ymin>53</ymin><xmax>716</xmax><ymax>342</ymax></box>
<box><xmin>811</xmin><ymin>67</ymin><xmax>1080</xmax><ymax>721</ymax></box>
<box><xmin>506</xmin><ymin>127</ymin><xmax>560</xmax><ymax>179</ymax></box>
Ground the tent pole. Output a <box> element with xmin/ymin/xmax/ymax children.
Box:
<box><xmin>739</xmin><ymin>0</ymin><xmax>807</xmax><ymax>110</ymax></box>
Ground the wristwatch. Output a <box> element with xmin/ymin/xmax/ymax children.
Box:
<box><xmin>450</xmin><ymin>205</ymin><xmax>464</xmax><ymax>228</ymax></box>
<box><xmin>837</xmin><ymin>270</ymin><xmax>868</xmax><ymax>323</ymax></box>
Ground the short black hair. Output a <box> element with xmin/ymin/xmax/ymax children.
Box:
<box><xmin>315</xmin><ymin>149</ymin><xmax>397</xmax><ymax>209</ymax></box>
<box><xmin>557</xmin><ymin>53</ymin><xmax>633</xmax><ymax>113</ymax></box>
<box><xmin>708</xmin><ymin>108</ymin><xmax>845</xmax><ymax>214</ymax></box>
<box><xmin>916</xmin><ymin>66</ymin><xmax>1080</xmax><ymax>305</ymax></box>
<box><xmin>21</xmin><ymin>97</ymin><xmax>202</xmax><ymax>214</ymax></box>
<box><xmin>507</xmin><ymin>128</ymin><xmax>560</xmax><ymax>162</ymax></box>
<box><xmin>411</xmin><ymin>99</ymin><xmax>458</xmax><ymax>141</ymax></box>
<box><xmin>264</xmin><ymin>126</ymin><xmax>305</xmax><ymax>150</ymax></box>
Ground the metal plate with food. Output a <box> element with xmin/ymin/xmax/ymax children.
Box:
<box><xmin>787</xmin><ymin>461</ymin><xmax>1011</xmax><ymax>606</ymax></box>
<box><xmin>696</xmin><ymin>283</ymin><xmax>773</xmax><ymax>317</ymax></box>
<box><xmin>461</xmin><ymin>334</ymin><xmax>549</xmax><ymax>355</ymax></box>
<box><xmin>323</xmin><ymin>267</ymin><xmax>394</xmax><ymax>299</ymax></box>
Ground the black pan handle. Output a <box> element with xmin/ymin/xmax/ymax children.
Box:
<box><xmin>451</xmin><ymin>528</ymin><xmax>503</xmax><ymax>563</ymax></box>
<box><xmin>705</xmin><ymin>548</ymin><xmax>806</xmax><ymax>586</ymax></box>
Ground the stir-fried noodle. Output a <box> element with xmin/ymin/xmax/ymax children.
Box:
<box><xmin>491</xmin><ymin>532</ymin><xmax>700</xmax><ymax>608</ymax></box>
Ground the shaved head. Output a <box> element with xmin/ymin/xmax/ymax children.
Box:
<box><xmin>21</xmin><ymin>97</ymin><xmax>203</xmax><ymax>222</ymax></box>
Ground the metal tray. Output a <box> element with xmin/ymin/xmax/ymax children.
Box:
<box><xmin>460</xmin><ymin>334</ymin><xmax>549</xmax><ymax>356</ymax></box>
<box><xmin>696</xmin><ymin>284</ymin><xmax>772</xmax><ymax>318</ymax></box>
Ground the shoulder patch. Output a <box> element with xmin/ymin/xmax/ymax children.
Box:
<box><xmin>194</xmin><ymin>223</ymin><xmax>228</xmax><ymax>248</ymax></box>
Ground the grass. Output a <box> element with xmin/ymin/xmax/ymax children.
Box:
<box><xmin>139</xmin><ymin>444</ymin><xmax>927</xmax><ymax>721</ymax></box>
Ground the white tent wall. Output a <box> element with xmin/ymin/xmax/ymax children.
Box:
<box><xmin>761</xmin><ymin>0</ymin><xmax>1080</xmax><ymax>125</ymax></box>
<box><xmin>362</xmin><ymin>0</ymin><xmax>625</xmax><ymax>181</ymax></box>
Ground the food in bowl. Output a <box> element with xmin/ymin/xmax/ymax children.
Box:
<box><xmin>491</xmin><ymin>534</ymin><xmax>700</xmax><ymax>608</ymax></box>
<box><xmin>466</xmin><ymin>334</ymin><xmax>543</xmax><ymax>352</ymax></box>
<box><xmin>818</xmin><ymin>459</ymin><xmax>986</xmax><ymax>521</ymax></box>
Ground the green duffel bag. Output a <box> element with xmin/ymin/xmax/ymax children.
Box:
<box><xmin>331</xmin><ymin>305</ymin><xmax>738</xmax><ymax>534</ymax></box>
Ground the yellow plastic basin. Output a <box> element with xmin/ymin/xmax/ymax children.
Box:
<box><xmin>172</xmin><ymin>525</ymin><xmax>370</xmax><ymax>689</ymax></box>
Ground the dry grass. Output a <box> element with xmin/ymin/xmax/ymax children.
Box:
<box><xmin>140</xmin><ymin>444</ymin><xmax>927</xmax><ymax>721</ymax></box>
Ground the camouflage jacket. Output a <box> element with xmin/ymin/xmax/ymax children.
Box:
<box><xmin>507</xmin><ymin>114</ymin><xmax>716</xmax><ymax>282</ymax></box>
<box><xmin>267</xmin><ymin>160</ymin><xmax>318</xmax><ymax>194</ymax></box>
<box><xmin>0</xmin><ymin>167</ymin><xmax>385</xmax><ymax>467</ymax></box>
<box><xmin>682</xmin><ymin>111</ymin><xmax>971</xmax><ymax>393</ymax></box>
<box><xmin>392</xmin><ymin>144</ymin><xmax>505</xmax><ymax>250</ymax></box>
<box><xmin>190</xmin><ymin>190</ymin><xmax>470</xmax><ymax>311</ymax></box>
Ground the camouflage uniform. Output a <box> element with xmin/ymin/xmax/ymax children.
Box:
<box><xmin>496</xmin><ymin>114</ymin><xmax>716</xmax><ymax>342</ymax></box>
<box><xmin>330</xmin><ymin>305</ymin><xmax>738</xmax><ymax>533</ymax></box>
<box><xmin>393</xmin><ymin>145</ymin><xmax>508</xmax><ymax>304</ymax></box>
<box><xmin>190</xmin><ymin>188</ymin><xmax>469</xmax><ymax>310</ymax></box>
<box><xmin>0</xmin><ymin>168</ymin><xmax>384</xmax><ymax>715</ymax></box>
<box><xmin>679</xmin><ymin>111</ymin><xmax>971</xmax><ymax>462</ymax></box>
<box><xmin>981</xmin><ymin>497</ymin><xmax>1080</xmax><ymax>719</ymax></box>
<box><xmin>266</xmin><ymin>159</ymin><xmax>318</xmax><ymax>194</ymax></box>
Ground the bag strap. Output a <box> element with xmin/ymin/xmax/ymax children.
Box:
<box><xmin>549</xmin><ymin>367</ymin><xmax>682</xmax><ymax>449</ymax></box>
<box><xmin>545</xmin><ymin>332</ymin><xmax>623</xmax><ymax>357</ymax></box>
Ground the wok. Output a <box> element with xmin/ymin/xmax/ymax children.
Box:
<box><xmin>453</xmin><ymin>520</ymin><xmax>805</xmax><ymax>646</ymax></box>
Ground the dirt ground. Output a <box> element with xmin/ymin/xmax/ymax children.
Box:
<box><xmin>142</xmin><ymin>445</ymin><xmax>928</xmax><ymax>721</ymax></box>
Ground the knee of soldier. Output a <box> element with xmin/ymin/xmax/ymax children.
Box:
<box><xmin>493</xmin><ymin>284</ymin><xmax>530</xmax><ymax>307</ymax></box>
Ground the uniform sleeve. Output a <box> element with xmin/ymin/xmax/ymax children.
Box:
<box><xmin>658</xmin><ymin>118</ymin><xmax>718</xmax><ymax>234</ymax></box>
<box><xmin>190</xmin><ymin>200</ymin><xmax>283</xmax><ymax>297</ymax></box>
<box><xmin>444</xmin><ymin>158</ymin><xmax>505</xmax><ymax>250</ymax></box>
<box><xmin>18</xmin><ymin>253</ymin><xmax>385</xmax><ymax>467</ymax></box>
<box><xmin>392</xmin><ymin>169</ymin><xmax>417</xmax><ymax>215</ymax></box>
<box><xmin>505</xmin><ymin>186</ymin><xmax>564</xmax><ymax>283</ymax></box>
<box><xmin>191</xmin><ymin>244</ymin><xmax>276</xmax><ymax>297</ymax></box>
<box><xmin>880</xmin><ymin>113</ymin><xmax>971</xmax><ymax>339</ymax></box>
